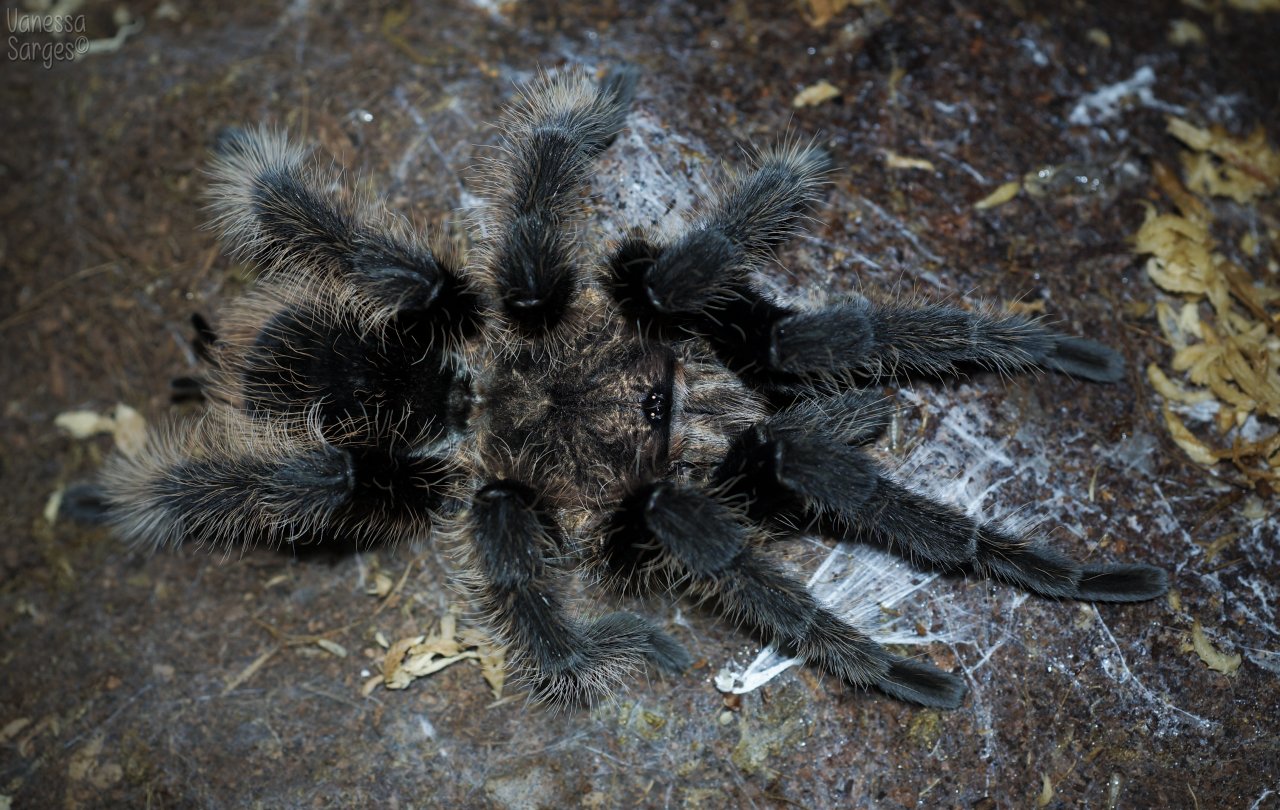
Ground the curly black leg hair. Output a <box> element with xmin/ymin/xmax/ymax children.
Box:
<box><xmin>485</xmin><ymin>66</ymin><xmax>639</xmax><ymax>334</ymax></box>
<box><xmin>467</xmin><ymin>481</ymin><xmax>689</xmax><ymax>705</ymax></box>
<box><xmin>208</xmin><ymin>126</ymin><xmax>483</xmax><ymax>343</ymax></box>
<box><xmin>611</xmin><ymin>272</ymin><xmax>1122</xmax><ymax>387</ymax></box>
<box><xmin>763</xmin><ymin>298</ymin><xmax>1123</xmax><ymax>383</ymax></box>
<box><xmin>237</xmin><ymin>302</ymin><xmax>470</xmax><ymax>445</ymax></box>
<box><xmin>605</xmin><ymin>139</ymin><xmax>1121</xmax><ymax>386</ymax></box>
<box><xmin>72</xmin><ymin>127</ymin><xmax>486</xmax><ymax>545</ymax></box>
<box><xmin>75</xmin><ymin>429</ymin><xmax>459</xmax><ymax>552</ymax></box>
<box><xmin>603</xmin><ymin>140</ymin><xmax>832</xmax><ymax>385</ymax></box>
<box><xmin>605</xmin><ymin>140</ymin><xmax>830</xmax><ymax>320</ymax></box>
<box><xmin>715</xmin><ymin>420</ymin><xmax>1169</xmax><ymax>602</ymax></box>
<box><xmin>604</xmin><ymin>483</ymin><xmax>967</xmax><ymax>708</ymax></box>
<box><xmin>767</xmin><ymin>388</ymin><xmax>894</xmax><ymax>447</ymax></box>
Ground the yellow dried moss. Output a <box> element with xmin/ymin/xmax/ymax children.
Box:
<box><xmin>1134</xmin><ymin>121</ymin><xmax>1280</xmax><ymax>487</ymax></box>
<box><xmin>1168</xmin><ymin>118</ymin><xmax>1280</xmax><ymax>204</ymax></box>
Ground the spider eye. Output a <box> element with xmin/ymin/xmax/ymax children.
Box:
<box><xmin>642</xmin><ymin>389</ymin><xmax>669</xmax><ymax>426</ymax></box>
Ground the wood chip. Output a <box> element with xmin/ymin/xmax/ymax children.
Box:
<box><xmin>883</xmin><ymin>150</ymin><xmax>935</xmax><ymax>171</ymax></box>
<box><xmin>43</xmin><ymin>489</ymin><xmax>63</xmax><ymax>525</ymax></box>
<box><xmin>973</xmin><ymin>181</ymin><xmax>1020</xmax><ymax>210</ymax></box>
<box><xmin>792</xmin><ymin>80</ymin><xmax>841</xmax><ymax>108</ymax></box>
<box><xmin>1036</xmin><ymin>772</ymin><xmax>1055</xmax><ymax>807</ymax></box>
<box><xmin>1168</xmin><ymin>117</ymin><xmax>1280</xmax><ymax>204</ymax></box>
<box><xmin>54</xmin><ymin>403</ymin><xmax>149</xmax><ymax>457</ymax></box>
<box><xmin>1167</xmin><ymin>19</ymin><xmax>1206</xmax><ymax>46</ymax></box>
<box><xmin>315</xmin><ymin>639</ymin><xmax>348</xmax><ymax>658</ymax></box>
<box><xmin>1189</xmin><ymin>619</ymin><xmax>1242</xmax><ymax>675</ymax></box>
<box><xmin>222</xmin><ymin>648</ymin><xmax>277</xmax><ymax>696</ymax></box>
<box><xmin>801</xmin><ymin>0</ymin><xmax>872</xmax><ymax>28</ymax></box>
<box><xmin>365</xmin><ymin>571</ymin><xmax>394</xmax><ymax>598</ymax></box>
<box><xmin>0</xmin><ymin>718</ymin><xmax>31</xmax><ymax>744</ymax></box>
<box><xmin>1147</xmin><ymin>363</ymin><xmax>1214</xmax><ymax>405</ymax></box>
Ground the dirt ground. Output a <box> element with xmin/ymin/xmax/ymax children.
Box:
<box><xmin>2</xmin><ymin>1</ymin><xmax>1278</xmax><ymax>807</ymax></box>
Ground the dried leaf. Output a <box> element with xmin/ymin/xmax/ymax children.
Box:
<box><xmin>397</xmin><ymin>650</ymin><xmax>476</xmax><ymax>682</ymax></box>
<box><xmin>382</xmin><ymin>612</ymin><xmax>503</xmax><ymax>696</ymax></box>
<box><xmin>1134</xmin><ymin>141</ymin><xmax>1280</xmax><ymax>484</ymax></box>
<box><xmin>382</xmin><ymin>634</ymin><xmax>425</xmax><ymax>690</ymax></box>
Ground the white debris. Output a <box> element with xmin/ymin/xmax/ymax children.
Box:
<box><xmin>1068</xmin><ymin>66</ymin><xmax>1185</xmax><ymax>126</ymax></box>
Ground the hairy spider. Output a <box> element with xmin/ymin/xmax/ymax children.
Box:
<box><xmin>69</xmin><ymin>66</ymin><xmax>1167</xmax><ymax>709</ymax></box>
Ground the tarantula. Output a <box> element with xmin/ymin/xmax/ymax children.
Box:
<box><xmin>70</xmin><ymin>66</ymin><xmax>1167</xmax><ymax>709</ymax></box>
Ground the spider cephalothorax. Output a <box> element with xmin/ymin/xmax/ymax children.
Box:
<box><xmin>73</xmin><ymin>65</ymin><xmax>1167</xmax><ymax>709</ymax></box>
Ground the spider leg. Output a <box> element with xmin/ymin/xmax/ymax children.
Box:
<box><xmin>606</xmin><ymin>140</ymin><xmax>830</xmax><ymax>318</ymax></box>
<box><xmin>190</xmin><ymin>313</ymin><xmax>221</xmax><ymax>366</ymax></box>
<box><xmin>208</xmin><ymin>126</ymin><xmax>480</xmax><ymax>339</ymax></box>
<box><xmin>604</xmin><ymin>139</ymin><xmax>1120</xmax><ymax>384</ymax></box>
<box><xmin>604</xmin><ymin>483</ymin><xmax>967</xmax><ymax>708</ymax></box>
<box><xmin>622</xmin><ymin>277</ymin><xmax>1119</xmax><ymax>385</ymax></box>
<box><xmin>169</xmin><ymin>376</ymin><xmax>206</xmax><ymax>404</ymax></box>
<box><xmin>769</xmin><ymin>388</ymin><xmax>893</xmax><ymax>447</ymax></box>
<box><xmin>466</xmin><ymin>480</ymin><xmax>689</xmax><ymax>705</ymax></box>
<box><xmin>486</xmin><ymin>66</ymin><xmax>639</xmax><ymax>333</ymax></box>
<box><xmin>68</xmin><ymin>410</ymin><xmax>454</xmax><ymax>551</ymax></box>
<box><xmin>715</xmin><ymin>421</ymin><xmax>1169</xmax><ymax>602</ymax></box>
<box><xmin>763</xmin><ymin>297</ymin><xmax>1123</xmax><ymax>382</ymax></box>
<box><xmin>168</xmin><ymin>315</ymin><xmax>223</xmax><ymax>404</ymax></box>
<box><xmin>228</xmin><ymin>294</ymin><xmax>469</xmax><ymax>444</ymax></box>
